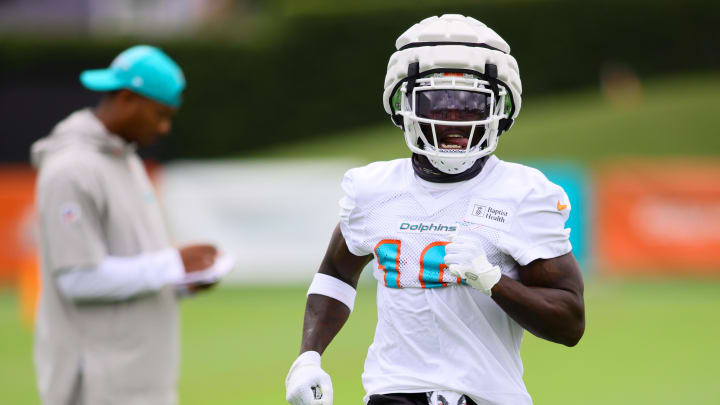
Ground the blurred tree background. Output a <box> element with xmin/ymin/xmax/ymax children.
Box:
<box><xmin>1</xmin><ymin>0</ymin><xmax>719</xmax><ymax>162</ymax></box>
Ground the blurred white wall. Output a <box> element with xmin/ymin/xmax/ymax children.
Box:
<box><xmin>158</xmin><ymin>159</ymin><xmax>363</xmax><ymax>285</ymax></box>
<box><xmin>0</xmin><ymin>0</ymin><xmax>219</xmax><ymax>35</ymax></box>
<box><xmin>87</xmin><ymin>0</ymin><xmax>205</xmax><ymax>36</ymax></box>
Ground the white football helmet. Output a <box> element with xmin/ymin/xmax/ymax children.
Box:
<box><xmin>383</xmin><ymin>14</ymin><xmax>522</xmax><ymax>174</ymax></box>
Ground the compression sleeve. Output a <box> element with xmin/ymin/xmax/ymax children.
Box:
<box><xmin>56</xmin><ymin>248</ymin><xmax>185</xmax><ymax>302</ymax></box>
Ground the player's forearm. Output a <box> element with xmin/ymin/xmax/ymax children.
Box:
<box><xmin>300</xmin><ymin>294</ymin><xmax>351</xmax><ymax>355</ymax></box>
<box><xmin>299</xmin><ymin>224</ymin><xmax>369</xmax><ymax>355</ymax></box>
<box><xmin>491</xmin><ymin>275</ymin><xmax>585</xmax><ymax>346</ymax></box>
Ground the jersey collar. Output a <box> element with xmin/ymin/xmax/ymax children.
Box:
<box><xmin>405</xmin><ymin>155</ymin><xmax>500</xmax><ymax>214</ymax></box>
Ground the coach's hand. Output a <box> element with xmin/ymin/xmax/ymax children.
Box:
<box><xmin>445</xmin><ymin>232</ymin><xmax>501</xmax><ymax>296</ymax></box>
<box><xmin>286</xmin><ymin>351</ymin><xmax>333</xmax><ymax>405</ymax></box>
<box><xmin>179</xmin><ymin>244</ymin><xmax>217</xmax><ymax>273</ymax></box>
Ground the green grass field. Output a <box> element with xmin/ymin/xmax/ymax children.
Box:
<box><xmin>2</xmin><ymin>280</ymin><xmax>720</xmax><ymax>404</ymax></box>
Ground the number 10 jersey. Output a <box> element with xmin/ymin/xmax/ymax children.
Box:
<box><xmin>338</xmin><ymin>155</ymin><xmax>572</xmax><ymax>405</ymax></box>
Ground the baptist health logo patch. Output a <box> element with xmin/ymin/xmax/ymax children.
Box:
<box><xmin>463</xmin><ymin>198</ymin><xmax>514</xmax><ymax>231</ymax></box>
<box><xmin>398</xmin><ymin>221</ymin><xmax>457</xmax><ymax>234</ymax></box>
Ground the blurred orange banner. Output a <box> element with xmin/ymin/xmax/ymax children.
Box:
<box><xmin>0</xmin><ymin>165</ymin><xmax>36</xmax><ymax>284</ymax></box>
<box><xmin>596</xmin><ymin>160</ymin><xmax>720</xmax><ymax>274</ymax></box>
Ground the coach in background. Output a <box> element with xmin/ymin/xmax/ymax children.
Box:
<box><xmin>31</xmin><ymin>45</ymin><xmax>217</xmax><ymax>405</ymax></box>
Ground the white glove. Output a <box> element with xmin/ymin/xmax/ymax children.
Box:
<box><xmin>285</xmin><ymin>351</ymin><xmax>333</xmax><ymax>405</ymax></box>
<box><xmin>444</xmin><ymin>231</ymin><xmax>502</xmax><ymax>296</ymax></box>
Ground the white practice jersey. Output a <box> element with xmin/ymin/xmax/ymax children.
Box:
<box><xmin>338</xmin><ymin>155</ymin><xmax>572</xmax><ymax>405</ymax></box>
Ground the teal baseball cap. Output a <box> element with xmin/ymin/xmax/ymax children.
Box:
<box><xmin>80</xmin><ymin>45</ymin><xmax>185</xmax><ymax>108</ymax></box>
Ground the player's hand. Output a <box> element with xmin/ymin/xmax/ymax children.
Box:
<box><xmin>179</xmin><ymin>244</ymin><xmax>217</xmax><ymax>273</ymax></box>
<box><xmin>444</xmin><ymin>231</ymin><xmax>501</xmax><ymax>296</ymax></box>
<box><xmin>286</xmin><ymin>351</ymin><xmax>333</xmax><ymax>405</ymax></box>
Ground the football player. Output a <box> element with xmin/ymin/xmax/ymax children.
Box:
<box><xmin>285</xmin><ymin>14</ymin><xmax>585</xmax><ymax>405</ymax></box>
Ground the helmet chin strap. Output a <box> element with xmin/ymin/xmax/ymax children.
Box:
<box><xmin>411</xmin><ymin>153</ymin><xmax>489</xmax><ymax>183</ymax></box>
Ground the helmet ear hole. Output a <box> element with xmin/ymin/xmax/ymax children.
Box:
<box><xmin>391</xmin><ymin>86</ymin><xmax>403</xmax><ymax>113</ymax></box>
<box><xmin>389</xmin><ymin>86</ymin><xmax>405</xmax><ymax>129</ymax></box>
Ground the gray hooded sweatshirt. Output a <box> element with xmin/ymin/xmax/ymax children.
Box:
<box><xmin>31</xmin><ymin>109</ymin><xmax>178</xmax><ymax>405</ymax></box>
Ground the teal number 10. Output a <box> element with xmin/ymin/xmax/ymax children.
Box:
<box><xmin>374</xmin><ymin>240</ymin><xmax>460</xmax><ymax>289</ymax></box>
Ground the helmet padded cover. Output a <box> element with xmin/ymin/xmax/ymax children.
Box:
<box><xmin>382</xmin><ymin>15</ymin><xmax>522</xmax><ymax>125</ymax></box>
<box><xmin>395</xmin><ymin>15</ymin><xmax>510</xmax><ymax>53</ymax></box>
